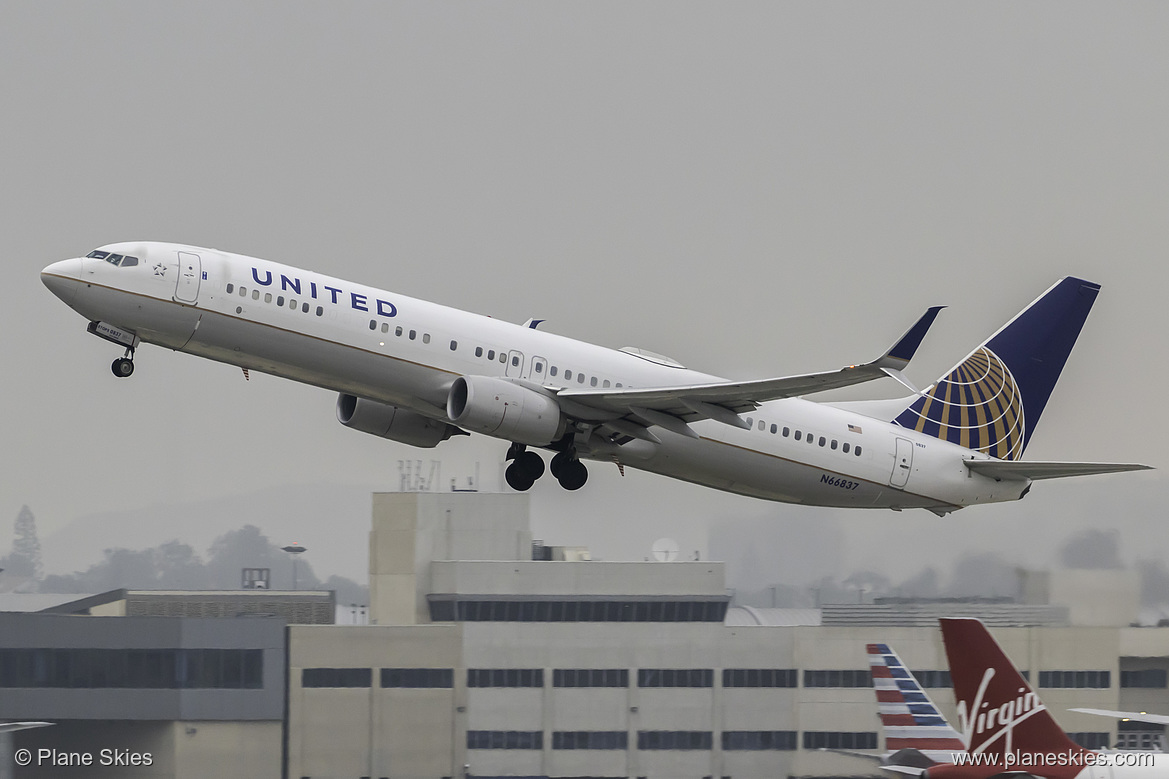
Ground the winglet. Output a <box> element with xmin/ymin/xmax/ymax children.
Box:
<box><xmin>878</xmin><ymin>306</ymin><xmax>945</xmax><ymax>367</ymax></box>
<box><xmin>521</xmin><ymin>318</ymin><xmax>546</xmax><ymax>330</ymax></box>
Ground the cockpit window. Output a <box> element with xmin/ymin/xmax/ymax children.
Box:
<box><xmin>88</xmin><ymin>251</ymin><xmax>139</xmax><ymax>267</ymax></box>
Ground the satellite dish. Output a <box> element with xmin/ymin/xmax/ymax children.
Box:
<box><xmin>652</xmin><ymin>538</ymin><xmax>679</xmax><ymax>562</ymax></box>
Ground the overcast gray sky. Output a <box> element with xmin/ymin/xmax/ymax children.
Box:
<box><xmin>2</xmin><ymin>2</ymin><xmax>1165</xmax><ymax>584</ymax></box>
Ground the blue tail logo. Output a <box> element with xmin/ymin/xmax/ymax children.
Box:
<box><xmin>893</xmin><ymin>277</ymin><xmax>1100</xmax><ymax>459</ymax></box>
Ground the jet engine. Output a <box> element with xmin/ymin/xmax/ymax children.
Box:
<box><xmin>446</xmin><ymin>375</ymin><xmax>564</xmax><ymax>446</ymax></box>
<box><xmin>336</xmin><ymin>394</ymin><xmax>462</xmax><ymax>448</ymax></box>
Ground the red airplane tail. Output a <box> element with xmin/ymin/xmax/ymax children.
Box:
<box><xmin>939</xmin><ymin>618</ymin><xmax>1088</xmax><ymax>758</ymax></box>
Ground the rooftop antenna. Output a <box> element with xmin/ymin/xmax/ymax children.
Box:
<box><xmin>651</xmin><ymin>538</ymin><xmax>679</xmax><ymax>562</ymax></box>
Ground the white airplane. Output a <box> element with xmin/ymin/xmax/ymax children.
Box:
<box><xmin>41</xmin><ymin>243</ymin><xmax>1149</xmax><ymax>513</ymax></box>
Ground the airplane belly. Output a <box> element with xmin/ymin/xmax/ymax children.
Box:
<box><xmin>76</xmin><ymin>287</ymin><xmax>200</xmax><ymax>350</ymax></box>
<box><xmin>180</xmin><ymin>307</ymin><xmax>453</xmax><ymax>412</ymax></box>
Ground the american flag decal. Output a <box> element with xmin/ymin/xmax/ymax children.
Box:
<box><xmin>848</xmin><ymin>424</ymin><xmax>863</xmax><ymax>433</ymax></box>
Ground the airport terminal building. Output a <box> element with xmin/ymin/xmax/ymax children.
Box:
<box><xmin>3</xmin><ymin>492</ymin><xmax>1167</xmax><ymax>779</ymax></box>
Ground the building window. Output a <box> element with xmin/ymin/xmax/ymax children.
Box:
<box><xmin>301</xmin><ymin>667</ymin><xmax>371</xmax><ymax>688</ymax></box>
<box><xmin>802</xmin><ymin>669</ymin><xmax>873</xmax><ymax>688</ymax></box>
<box><xmin>1069</xmin><ymin>732</ymin><xmax>1112</xmax><ymax>750</ymax></box>
<box><xmin>0</xmin><ymin>648</ymin><xmax>262</xmax><ymax>690</ymax></box>
<box><xmin>467</xmin><ymin>668</ymin><xmax>543</xmax><ymax>688</ymax></box>
<box><xmin>440</xmin><ymin>598</ymin><xmax>727</xmax><ymax>623</ymax></box>
<box><xmin>553</xmin><ymin>669</ymin><xmax>629</xmax><ymax>687</ymax></box>
<box><xmin>1121</xmin><ymin>669</ymin><xmax>1168</xmax><ymax>688</ymax></box>
<box><xmin>1039</xmin><ymin>670</ymin><xmax>1110</xmax><ymax>689</ymax></box>
<box><xmin>466</xmin><ymin>730</ymin><xmax>543</xmax><ymax>750</ymax></box>
<box><xmin>909</xmin><ymin>670</ymin><xmax>952</xmax><ymax>688</ymax></box>
<box><xmin>803</xmin><ymin>732</ymin><xmax>878</xmax><ymax>750</ymax></box>
<box><xmin>722</xmin><ymin>731</ymin><xmax>797</xmax><ymax>750</ymax></box>
<box><xmin>722</xmin><ymin>669</ymin><xmax>798</xmax><ymax>688</ymax></box>
<box><xmin>552</xmin><ymin>731</ymin><xmax>628</xmax><ymax>749</ymax></box>
<box><xmin>380</xmin><ymin>668</ymin><xmax>453</xmax><ymax>688</ymax></box>
<box><xmin>637</xmin><ymin>731</ymin><xmax>712</xmax><ymax>750</ymax></box>
<box><xmin>637</xmin><ymin>669</ymin><xmax>713</xmax><ymax>688</ymax></box>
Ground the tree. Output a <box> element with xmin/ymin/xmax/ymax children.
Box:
<box><xmin>4</xmin><ymin>506</ymin><xmax>43</xmax><ymax>580</ymax></box>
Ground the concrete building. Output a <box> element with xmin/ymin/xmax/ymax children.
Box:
<box><xmin>3</xmin><ymin>491</ymin><xmax>1167</xmax><ymax>778</ymax></box>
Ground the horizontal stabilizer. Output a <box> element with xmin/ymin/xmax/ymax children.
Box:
<box><xmin>964</xmin><ymin>459</ymin><xmax>1152</xmax><ymax>481</ymax></box>
<box><xmin>1070</xmin><ymin>707</ymin><xmax>1169</xmax><ymax>725</ymax></box>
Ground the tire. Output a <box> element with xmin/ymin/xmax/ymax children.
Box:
<box><xmin>550</xmin><ymin>451</ymin><xmax>570</xmax><ymax>479</ymax></box>
<box><xmin>111</xmin><ymin>358</ymin><xmax>134</xmax><ymax>378</ymax></box>
<box><xmin>505</xmin><ymin>461</ymin><xmax>535</xmax><ymax>491</ymax></box>
<box><xmin>557</xmin><ymin>459</ymin><xmax>588</xmax><ymax>491</ymax></box>
<box><xmin>519</xmin><ymin>451</ymin><xmax>545</xmax><ymax>481</ymax></box>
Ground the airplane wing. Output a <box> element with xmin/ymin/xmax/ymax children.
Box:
<box><xmin>556</xmin><ymin>307</ymin><xmax>944</xmax><ymax>435</ymax></box>
<box><xmin>0</xmin><ymin>721</ymin><xmax>54</xmax><ymax>733</ymax></box>
<box><xmin>964</xmin><ymin>460</ymin><xmax>1153</xmax><ymax>481</ymax></box>
<box><xmin>1070</xmin><ymin>708</ymin><xmax>1169</xmax><ymax>725</ymax></box>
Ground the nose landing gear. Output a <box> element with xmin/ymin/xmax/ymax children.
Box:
<box><xmin>111</xmin><ymin>347</ymin><xmax>135</xmax><ymax>378</ymax></box>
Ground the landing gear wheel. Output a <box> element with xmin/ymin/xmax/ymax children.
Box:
<box><xmin>556</xmin><ymin>459</ymin><xmax>588</xmax><ymax>491</ymax></box>
<box><xmin>505</xmin><ymin>460</ymin><xmax>536</xmax><ymax>491</ymax></box>
<box><xmin>550</xmin><ymin>451</ymin><xmax>571</xmax><ymax>479</ymax></box>
<box><xmin>519</xmin><ymin>451</ymin><xmax>545</xmax><ymax>481</ymax></box>
<box><xmin>111</xmin><ymin>357</ymin><xmax>135</xmax><ymax>378</ymax></box>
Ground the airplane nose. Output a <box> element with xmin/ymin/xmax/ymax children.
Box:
<box><xmin>41</xmin><ymin>258</ymin><xmax>82</xmax><ymax>306</ymax></box>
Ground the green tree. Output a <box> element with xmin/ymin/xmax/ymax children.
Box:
<box><xmin>3</xmin><ymin>506</ymin><xmax>43</xmax><ymax>580</ymax></box>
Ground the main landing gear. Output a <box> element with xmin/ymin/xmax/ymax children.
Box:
<box><xmin>111</xmin><ymin>347</ymin><xmax>135</xmax><ymax>378</ymax></box>
<box><xmin>504</xmin><ymin>443</ymin><xmax>589</xmax><ymax>492</ymax></box>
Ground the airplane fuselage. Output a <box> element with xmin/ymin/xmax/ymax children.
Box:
<box><xmin>42</xmin><ymin>242</ymin><xmax>1026</xmax><ymax>512</ymax></box>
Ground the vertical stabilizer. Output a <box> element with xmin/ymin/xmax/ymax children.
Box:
<box><xmin>939</xmin><ymin>618</ymin><xmax>1087</xmax><ymax>758</ymax></box>
<box><xmin>867</xmin><ymin>643</ymin><xmax>965</xmax><ymax>754</ymax></box>
<box><xmin>894</xmin><ymin>278</ymin><xmax>1099</xmax><ymax>459</ymax></box>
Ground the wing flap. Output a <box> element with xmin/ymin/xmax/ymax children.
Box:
<box><xmin>964</xmin><ymin>460</ymin><xmax>1152</xmax><ymax>481</ymax></box>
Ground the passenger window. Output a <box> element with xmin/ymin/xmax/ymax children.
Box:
<box><xmin>381</xmin><ymin>323</ymin><xmax>389</xmax><ymax>333</ymax></box>
<box><xmin>745</xmin><ymin>417</ymin><xmax>753</xmax><ymax>427</ymax></box>
<box><xmin>842</xmin><ymin>442</ymin><xmax>850</xmax><ymax>453</ymax></box>
<box><xmin>252</xmin><ymin>290</ymin><xmax>260</xmax><ymax>300</ymax></box>
<box><xmin>577</xmin><ymin>373</ymin><xmax>585</xmax><ymax>383</ymax></box>
<box><xmin>794</xmin><ymin>430</ymin><xmax>801</xmax><ymax>441</ymax></box>
<box><xmin>395</xmin><ymin>326</ymin><xmax>403</xmax><ymax>337</ymax></box>
<box><xmin>423</xmin><ymin>333</ymin><xmax>430</xmax><ymax>344</ymax></box>
<box><xmin>475</xmin><ymin>347</ymin><xmax>483</xmax><ymax>357</ymax></box>
<box><xmin>227</xmin><ymin>283</ymin><xmax>234</xmax><ymax>294</ymax></box>
<box><xmin>369</xmin><ymin>320</ymin><xmax>377</xmax><ymax>330</ymax></box>
<box><xmin>240</xmin><ymin>287</ymin><xmax>248</xmax><ymax>297</ymax></box>
<box><xmin>450</xmin><ymin>340</ymin><xmax>458</xmax><ymax>351</ymax></box>
<box><xmin>264</xmin><ymin>293</ymin><xmax>272</xmax><ymax>303</ymax></box>
<box><xmin>759</xmin><ymin>420</ymin><xmax>766</xmax><ymax>431</ymax></box>
<box><xmin>819</xmin><ymin>436</ymin><xmax>826</xmax><ymax>447</ymax></box>
<box><xmin>301</xmin><ymin>302</ymin><xmax>309</xmax><ymax>313</ymax></box>
<box><xmin>290</xmin><ymin>299</ymin><xmax>297</xmax><ymax>308</ymax></box>
<box><xmin>315</xmin><ymin>306</ymin><xmax>323</xmax><ymax>316</ymax></box>
<box><xmin>512</xmin><ymin>356</ymin><xmax>520</xmax><ymax>367</ymax></box>
<box><xmin>550</xmin><ymin>367</ymin><xmax>558</xmax><ymax>377</ymax></box>
<box><xmin>534</xmin><ymin>362</ymin><xmax>543</xmax><ymax>373</ymax></box>
<box><xmin>616</xmin><ymin>383</ymin><xmax>622</xmax><ymax>388</ymax></box>
<box><xmin>121</xmin><ymin>256</ymin><xmax>138</xmax><ymax>267</ymax></box>
<box><xmin>277</xmin><ymin>295</ymin><xmax>284</xmax><ymax>306</ymax></box>
<box><xmin>783</xmin><ymin>427</ymin><xmax>790</xmax><ymax>437</ymax></box>
<box><xmin>565</xmin><ymin>370</ymin><xmax>572</xmax><ymax>380</ymax></box>
<box><xmin>770</xmin><ymin>424</ymin><xmax>777</xmax><ymax>434</ymax></box>
<box><xmin>830</xmin><ymin>439</ymin><xmax>838</xmax><ymax>450</ymax></box>
<box><xmin>808</xmin><ymin>435</ymin><xmax>815</xmax><ymax>445</ymax></box>
<box><xmin>855</xmin><ymin>446</ymin><xmax>862</xmax><ymax>456</ymax></box>
<box><xmin>487</xmin><ymin>350</ymin><xmax>495</xmax><ymax>360</ymax></box>
<box><xmin>590</xmin><ymin>376</ymin><xmax>597</xmax><ymax>387</ymax></box>
<box><xmin>409</xmin><ymin>330</ymin><xmax>416</xmax><ymax>340</ymax></box>
<box><xmin>603</xmin><ymin>380</ymin><xmax>610</xmax><ymax>388</ymax></box>
<box><xmin>499</xmin><ymin>352</ymin><xmax>506</xmax><ymax>363</ymax></box>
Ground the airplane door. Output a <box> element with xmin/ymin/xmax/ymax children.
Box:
<box><xmin>505</xmin><ymin>350</ymin><xmax>524</xmax><ymax>378</ymax></box>
<box><xmin>175</xmin><ymin>251</ymin><xmax>201</xmax><ymax>304</ymax></box>
<box><xmin>528</xmin><ymin>355</ymin><xmax>548</xmax><ymax>383</ymax></box>
<box><xmin>890</xmin><ymin>438</ymin><xmax>913</xmax><ymax>488</ymax></box>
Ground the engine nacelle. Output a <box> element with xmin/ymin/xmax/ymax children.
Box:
<box><xmin>446</xmin><ymin>375</ymin><xmax>564</xmax><ymax>446</ymax></box>
<box><xmin>336</xmin><ymin>394</ymin><xmax>461</xmax><ymax>448</ymax></box>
